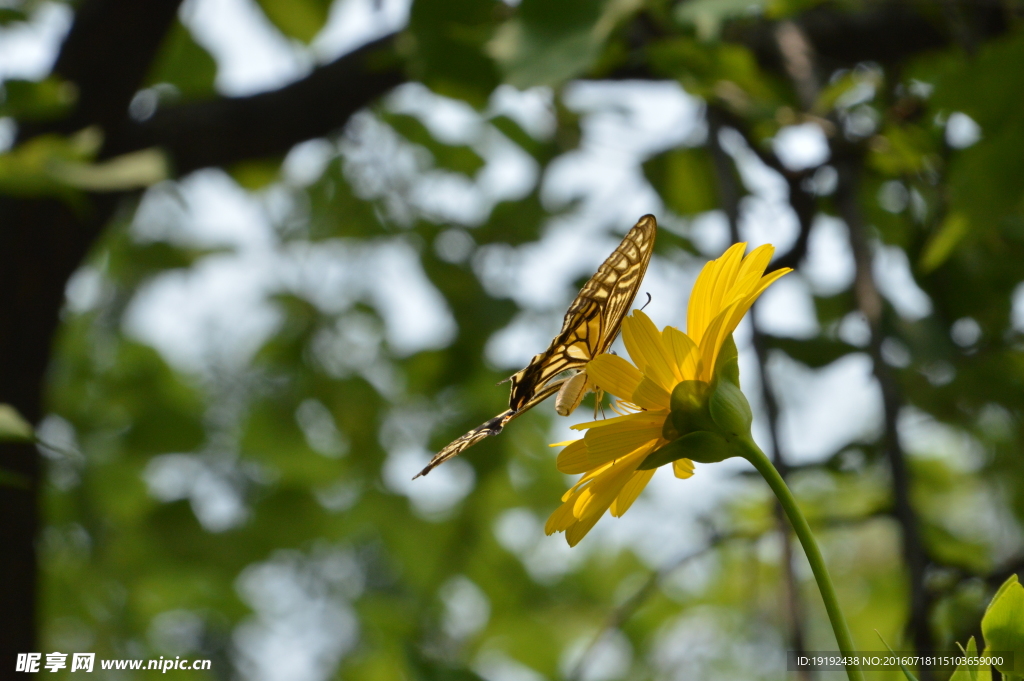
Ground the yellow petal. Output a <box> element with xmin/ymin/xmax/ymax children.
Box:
<box><xmin>610</xmin><ymin>467</ymin><xmax>655</xmax><ymax>517</ymax></box>
<box><xmin>732</xmin><ymin>244</ymin><xmax>775</xmax><ymax>297</ymax></box>
<box><xmin>723</xmin><ymin>268</ymin><xmax>793</xmax><ymax>337</ymax></box>
<box><xmin>584</xmin><ymin>420</ymin><xmax>663</xmax><ymax>464</ymax></box>
<box><xmin>751</xmin><ymin>266</ymin><xmax>792</xmax><ymax>298</ymax></box>
<box><xmin>573</xmin><ymin>448</ymin><xmax>648</xmax><ymax>519</ymax></box>
<box><xmin>621</xmin><ymin>313</ymin><xmax>649</xmax><ymax>374</ymax></box>
<box><xmin>571</xmin><ymin>410</ymin><xmax>661</xmax><ymax>432</ymax></box>
<box><xmin>688</xmin><ymin>242</ymin><xmax>747</xmax><ymax>344</ymax></box>
<box><xmin>686</xmin><ymin>262</ymin><xmax>714</xmax><ymax>345</ymax></box>
<box><xmin>628</xmin><ymin>310</ymin><xmax>677</xmax><ymax>390</ymax></box>
<box><xmin>663</xmin><ymin>326</ymin><xmax>699</xmax><ymax>381</ymax></box>
<box><xmin>696</xmin><ymin>267</ymin><xmax>793</xmax><ymax>381</ymax></box>
<box><xmin>706</xmin><ymin>243</ymin><xmax>747</xmax><ymax>319</ymax></box>
<box><xmin>561</xmin><ymin>454</ymin><xmax>622</xmax><ymax>500</ymax></box>
<box><xmin>562</xmin><ymin>468</ymin><xmax>600</xmax><ymax>501</ymax></box>
<box><xmin>586</xmin><ymin>354</ymin><xmax>643</xmax><ymax>400</ymax></box>
<box><xmin>580</xmin><ymin>410</ymin><xmax>665</xmax><ymax>433</ymax></box>
<box><xmin>556</xmin><ymin>439</ymin><xmax>590</xmax><ymax>474</ymax></box>
<box><xmin>565</xmin><ymin>512</ymin><xmax>602</xmax><ymax>547</ymax></box>
<box><xmin>673</xmin><ymin>458</ymin><xmax>695</xmax><ymax>479</ymax></box>
<box><xmin>697</xmin><ymin>302</ymin><xmax>739</xmax><ymax>382</ymax></box>
<box><xmin>545</xmin><ymin>500</ymin><xmax>577</xmax><ymax>534</ymax></box>
<box><xmin>631</xmin><ymin>375</ymin><xmax>672</xmax><ymax>411</ymax></box>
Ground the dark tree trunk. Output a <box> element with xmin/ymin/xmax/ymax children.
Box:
<box><xmin>0</xmin><ymin>1</ymin><xmax>402</xmax><ymax>670</ymax></box>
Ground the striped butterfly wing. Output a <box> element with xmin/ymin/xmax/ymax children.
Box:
<box><xmin>413</xmin><ymin>382</ymin><xmax>565</xmax><ymax>479</ymax></box>
<box><xmin>413</xmin><ymin>409</ymin><xmax>513</xmax><ymax>479</ymax></box>
<box><xmin>508</xmin><ymin>214</ymin><xmax>657</xmax><ymax>411</ymax></box>
<box><xmin>416</xmin><ymin>215</ymin><xmax>656</xmax><ymax>478</ymax></box>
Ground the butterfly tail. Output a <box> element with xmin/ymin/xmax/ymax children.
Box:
<box><xmin>414</xmin><ymin>409</ymin><xmax>515</xmax><ymax>478</ymax></box>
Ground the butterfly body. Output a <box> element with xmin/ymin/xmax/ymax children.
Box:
<box><xmin>554</xmin><ymin>371</ymin><xmax>591</xmax><ymax>417</ymax></box>
<box><xmin>415</xmin><ymin>215</ymin><xmax>656</xmax><ymax>478</ymax></box>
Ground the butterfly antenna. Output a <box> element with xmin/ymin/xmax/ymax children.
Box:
<box><xmin>639</xmin><ymin>292</ymin><xmax>652</xmax><ymax>311</ymax></box>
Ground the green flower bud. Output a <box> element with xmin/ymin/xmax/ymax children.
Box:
<box><xmin>709</xmin><ymin>379</ymin><xmax>753</xmax><ymax>438</ymax></box>
<box><xmin>643</xmin><ymin>333</ymin><xmax>755</xmax><ymax>470</ymax></box>
<box><xmin>639</xmin><ymin>430</ymin><xmax>733</xmax><ymax>469</ymax></box>
<box><xmin>668</xmin><ymin>380</ymin><xmax>716</xmax><ymax>436</ymax></box>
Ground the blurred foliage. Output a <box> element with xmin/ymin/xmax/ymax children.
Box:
<box><xmin>3</xmin><ymin>0</ymin><xmax>1024</xmax><ymax>679</ymax></box>
<box><xmin>145</xmin><ymin>23</ymin><xmax>218</xmax><ymax>101</ymax></box>
<box><xmin>0</xmin><ymin>126</ymin><xmax>168</xmax><ymax>201</ymax></box>
<box><xmin>0</xmin><ymin>76</ymin><xmax>77</xmax><ymax>121</ymax></box>
<box><xmin>255</xmin><ymin>0</ymin><xmax>333</xmax><ymax>43</ymax></box>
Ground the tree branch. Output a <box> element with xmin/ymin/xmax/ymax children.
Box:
<box><xmin>834</xmin><ymin>148</ymin><xmax>935</xmax><ymax>678</ymax></box>
<box><xmin>19</xmin><ymin>0</ymin><xmax>185</xmax><ymax>142</ymax></box>
<box><xmin>2</xmin><ymin>0</ymin><xmax>188</xmax><ymax>665</ymax></box>
<box><xmin>726</xmin><ymin>0</ymin><xmax>1008</xmax><ymax>73</ymax></box>
<box><xmin>107</xmin><ymin>34</ymin><xmax>407</xmax><ymax>174</ymax></box>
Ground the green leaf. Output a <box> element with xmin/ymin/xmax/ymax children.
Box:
<box><xmin>647</xmin><ymin>37</ymin><xmax>780</xmax><ymax>108</ymax></box>
<box><xmin>384</xmin><ymin>113</ymin><xmax>485</xmax><ymax>176</ymax></box>
<box><xmin>305</xmin><ymin>160</ymin><xmax>388</xmax><ymax>240</ymax></box>
<box><xmin>0</xmin><ymin>129</ymin><xmax>97</xmax><ymax>200</ymax></box>
<box><xmin>868</xmin><ymin>123</ymin><xmax>937</xmax><ymax>177</ymax></box>
<box><xmin>254</xmin><ymin>0</ymin><xmax>332</xmax><ymax>43</ymax></box>
<box><xmin>0</xmin><ymin>8</ymin><xmax>27</xmax><ymax>24</ymax></box>
<box><xmin>487</xmin><ymin>0</ymin><xmax>641</xmax><ymax>88</ymax></box>
<box><xmin>230</xmin><ymin>158</ymin><xmax>282</xmax><ymax>190</ymax></box>
<box><xmin>0</xmin><ymin>129</ymin><xmax>164</xmax><ymax>199</ymax></box>
<box><xmin>982</xmin><ymin>574</ymin><xmax>1024</xmax><ymax>676</ymax></box>
<box><xmin>47</xmin><ymin>147</ymin><xmax>169</xmax><ymax>192</ymax></box>
<box><xmin>639</xmin><ymin>430</ymin><xmax>733</xmax><ymax>469</ymax></box>
<box><xmin>0</xmin><ymin>404</ymin><xmax>34</xmax><ymax>442</ymax></box>
<box><xmin>929</xmin><ymin>30</ymin><xmax>1024</xmax><ymax>238</ymax></box>
<box><xmin>919</xmin><ymin>211</ymin><xmax>970</xmax><ymax>274</ymax></box>
<box><xmin>407</xmin><ymin>0</ymin><xmax>500</xmax><ymax>106</ymax></box>
<box><xmin>674</xmin><ymin>0</ymin><xmax>769</xmax><ymax>40</ymax></box>
<box><xmin>950</xmin><ymin>637</ymin><xmax>979</xmax><ymax>681</ymax></box>
<box><xmin>812</xmin><ymin>69</ymin><xmax>867</xmax><ymax>115</ymax></box>
<box><xmin>0</xmin><ymin>77</ymin><xmax>77</xmax><ymax>121</ymax></box>
<box><xmin>642</xmin><ymin>147</ymin><xmax>719</xmax><ymax>216</ymax></box>
<box><xmin>875</xmin><ymin>631</ymin><xmax>919</xmax><ymax>681</ymax></box>
<box><xmin>146</xmin><ymin>22</ymin><xmax>217</xmax><ymax>99</ymax></box>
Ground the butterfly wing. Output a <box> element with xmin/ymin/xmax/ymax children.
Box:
<box><xmin>508</xmin><ymin>214</ymin><xmax>657</xmax><ymax>411</ymax></box>
<box><xmin>414</xmin><ymin>409</ymin><xmax>514</xmax><ymax>479</ymax></box>
<box><xmin>414</xmin><ymin>380</ymin><xmax>565</xmax><ymax>478</ymax></box>
<box><xmin>418</xmin><ymin>215</ymin><xmax>656</xmax><ymax>477</ymax></box>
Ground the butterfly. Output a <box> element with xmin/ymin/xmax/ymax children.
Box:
<box><xmin>415</xmin><ymin>215</ymin><xmax>657</xmax><ymax>478</ymax></box>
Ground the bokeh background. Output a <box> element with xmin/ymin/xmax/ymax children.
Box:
<box><xmin>1</xmin><ymin>0</ymin><xmax>1024</xmax><ymax>679</ymax></box>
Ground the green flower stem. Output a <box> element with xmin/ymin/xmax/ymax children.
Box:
<box><xmin>736</xmin><ymin>435</ymin><xmax>864</xmax><ymax>681</ymax></box>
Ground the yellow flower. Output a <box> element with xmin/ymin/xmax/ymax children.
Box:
<box><xmin>545</xmin><ymin>242</ymin><xmax>792</xmax><ymax>546</ymax></box>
